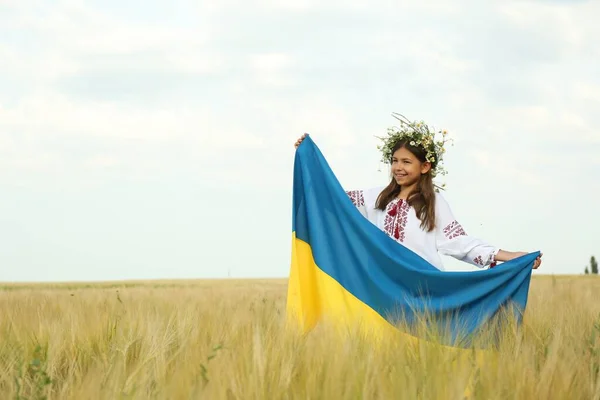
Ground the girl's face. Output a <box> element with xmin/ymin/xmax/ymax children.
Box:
<box><xmin>391</xmin><ymin>146</ymin><xmax>431</xmax><ymax>187</ymax></box>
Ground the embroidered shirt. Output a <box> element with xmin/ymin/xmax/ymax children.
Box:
<box><xmin>345</xmin><ymin>187</ymin><xmax>499</xmax><ymax>271</ymax></box>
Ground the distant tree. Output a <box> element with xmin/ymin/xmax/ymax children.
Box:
<box><xmin>592</xmin><ymin>256</ymin><xmax>598</xmax><ymax>275</ymax></box>
<box><xmin>585</xmin><ymin>267</ymin><xmax>589</xmax><ymax>274</ymax></box>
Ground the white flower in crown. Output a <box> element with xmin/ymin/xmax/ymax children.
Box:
<box><xmin>375</xmin><ymin>112</ymin><xmax>453</xmax><ymax>181</ymax></box>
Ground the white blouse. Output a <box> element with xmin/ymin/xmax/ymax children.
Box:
<box><xmin>346</xmin><ymin>187</ymin><xmax>499</xmax><ymax>271</ymax></box>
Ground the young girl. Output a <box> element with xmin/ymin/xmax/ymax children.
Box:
<box><xmin>293</xmin><ymin>116</ymin><xmax>542</xmax><ymax>271</ymax></box>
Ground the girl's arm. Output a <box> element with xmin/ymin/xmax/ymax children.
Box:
<box><xmin>495</xmin><ymin>250</ymin><xmax>523</xmax><ymax>262</ymax></box>
<box><xmin>434</xmin><ymin>193</ymin><xmax>500</xmax><ymax>268</ymax></box>
<box><xmin>433</xmin><ymin>194</ymin><xmax>542</xmax><ymax>269</ymax></box>
<box><xmin>496</xmin><ymin>250</ymin><xmax>543</xmax><ymax>269</ymax></box>
<box><xmin>345</xmin><ymin>186</ymin><xmax>385</xmax><ymax>220</ymax></box>
<box><xmin>346</xmin><ymin>190</ymin><xmax>368</xmax><ymax>218</ymax></box>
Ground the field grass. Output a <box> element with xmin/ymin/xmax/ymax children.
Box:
<box><xmin>1</xmin><ymin>275</ymin><xmax>599</xmax><ymax>399</ymax></box>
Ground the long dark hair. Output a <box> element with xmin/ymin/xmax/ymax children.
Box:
<box><xmin>375</xmin><ymin>139</ymin><xmax>438</xmax><ymax>232</ymax></box>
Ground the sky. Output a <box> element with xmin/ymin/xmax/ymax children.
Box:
<box><xmin>1</xmin><ymin>0</ymin><xmax>599</xmax><ymax>281</ymax></box>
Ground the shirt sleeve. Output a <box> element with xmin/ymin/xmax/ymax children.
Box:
<box><xmin>434</xmin><ymin>193</ymin><xmax>499</xmax><ymax>269</ymax></box>
<box><xmin>345</xmin><ymin>189</ymin><xmax>368</xmax><ymax>218</ymax></box>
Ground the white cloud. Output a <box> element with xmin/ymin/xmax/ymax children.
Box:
<box><xmin>250</xmin><ymin>52</ymin><xmax>295</xmax><ymax>86</ymax></box>
<box><xmin>498</xmin><ymin>0</ymin><xmax>599</xmax><ymax>52</ymax></box>
<box><xmin>85</xmin><ymin>155</ymin><xmax>120</xmax><ymax>169</ymax></box>
<box><xmin>0</xmin><ymin>0</ymin><xmax>217</xmax><ymax>86</ymax></box>
<box><xmin>1</xmin><ymin>93</ymin><xmax>185</xmax><ymax>140</ymax></box>
<box><xmin>573</xmin><ymin>82</ymin><xmax>600</xmax><ymax>104</ymax></box>
<box><xmin>467</xmin><ymin>147</ymin><xmax>550</xmax><ymax>188</ymax></box>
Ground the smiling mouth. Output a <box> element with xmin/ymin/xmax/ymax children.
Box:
<box><xmin>394</xmin><ymin>174</ymin><xmax>407</xmax><ymax>178</ymax></box>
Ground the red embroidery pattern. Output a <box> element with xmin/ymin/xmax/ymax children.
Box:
<box><xmin>384</xmin><ymin>199</ymin><xmax>409</xmax><ymax>242</ymax></box>
<box><xmin>443</xmin><ymin>220</ymin><xmax>467</xmax><ymax>240</ymax></box>
<box><xmin>475</xmin><ymin>254</ymin><xmax>496</xmax><ymax>267</ymax></box>
<box><xmin>346</xmin><ymin>190</ymin><xmax>365</xmax><ymax>207</ymax></box>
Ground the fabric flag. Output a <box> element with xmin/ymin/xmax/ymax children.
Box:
<box><xmin>286</xmin><ymin>135</ymin><xmax>539</xmax><ymax>347</ymax></box>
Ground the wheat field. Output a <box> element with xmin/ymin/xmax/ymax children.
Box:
<box><xmin>0</xmin><ymin>275</ymin><xmax>599</xmax><ymax>399</ymax></box>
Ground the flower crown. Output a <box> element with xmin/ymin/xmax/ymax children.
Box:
<box><xmin>376</xmin><ymin>113</ymin><xmax>453</xmax><ymax>180</ymax></box>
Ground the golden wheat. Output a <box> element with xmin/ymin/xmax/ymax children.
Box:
<box><xmin>0</xmin><ymin>276</ymin><xmax>599</xmax><ymax>399</ymax></box>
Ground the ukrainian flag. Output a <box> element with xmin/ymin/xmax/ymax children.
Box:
<box><xmin>286</xmin><ymin>135</ymin><xmax>539</xmax><ymax>347</ymax></box>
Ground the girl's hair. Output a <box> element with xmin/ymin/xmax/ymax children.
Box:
<box><xmin>375</xmin><ymin>139</ymin><xmax>438</xmax><ymax>232</ymax></box>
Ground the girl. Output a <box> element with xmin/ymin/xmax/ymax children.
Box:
<box><xmin>293</xmin><ymin>118</ymin><xmax>542</xmax><ymax>271</ymax></box>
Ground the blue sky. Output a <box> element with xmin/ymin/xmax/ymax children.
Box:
<box><xmin>1</xmin><ymin>0</ymin><xmax>599</xmax><ymax>281</ymax></box>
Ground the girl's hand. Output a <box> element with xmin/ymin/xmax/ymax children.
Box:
<box><xmin>533</xmin><ymin>253</ymin><xmax>543</xmax><ymax>269</ymax></box>
<box><xmin>496</xmin><ymin>250</ymin><xmax>543</xmax><ymax>269</ymax></box>
<box><xmin>294</xmin><ymin>133</ymin><xmax>308</xmax><ymax>149</ymax></box>
<box><xmin>515</xmin><ymin>252</ymin><xmax>542</xmax><ymax>269</ymax></box>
